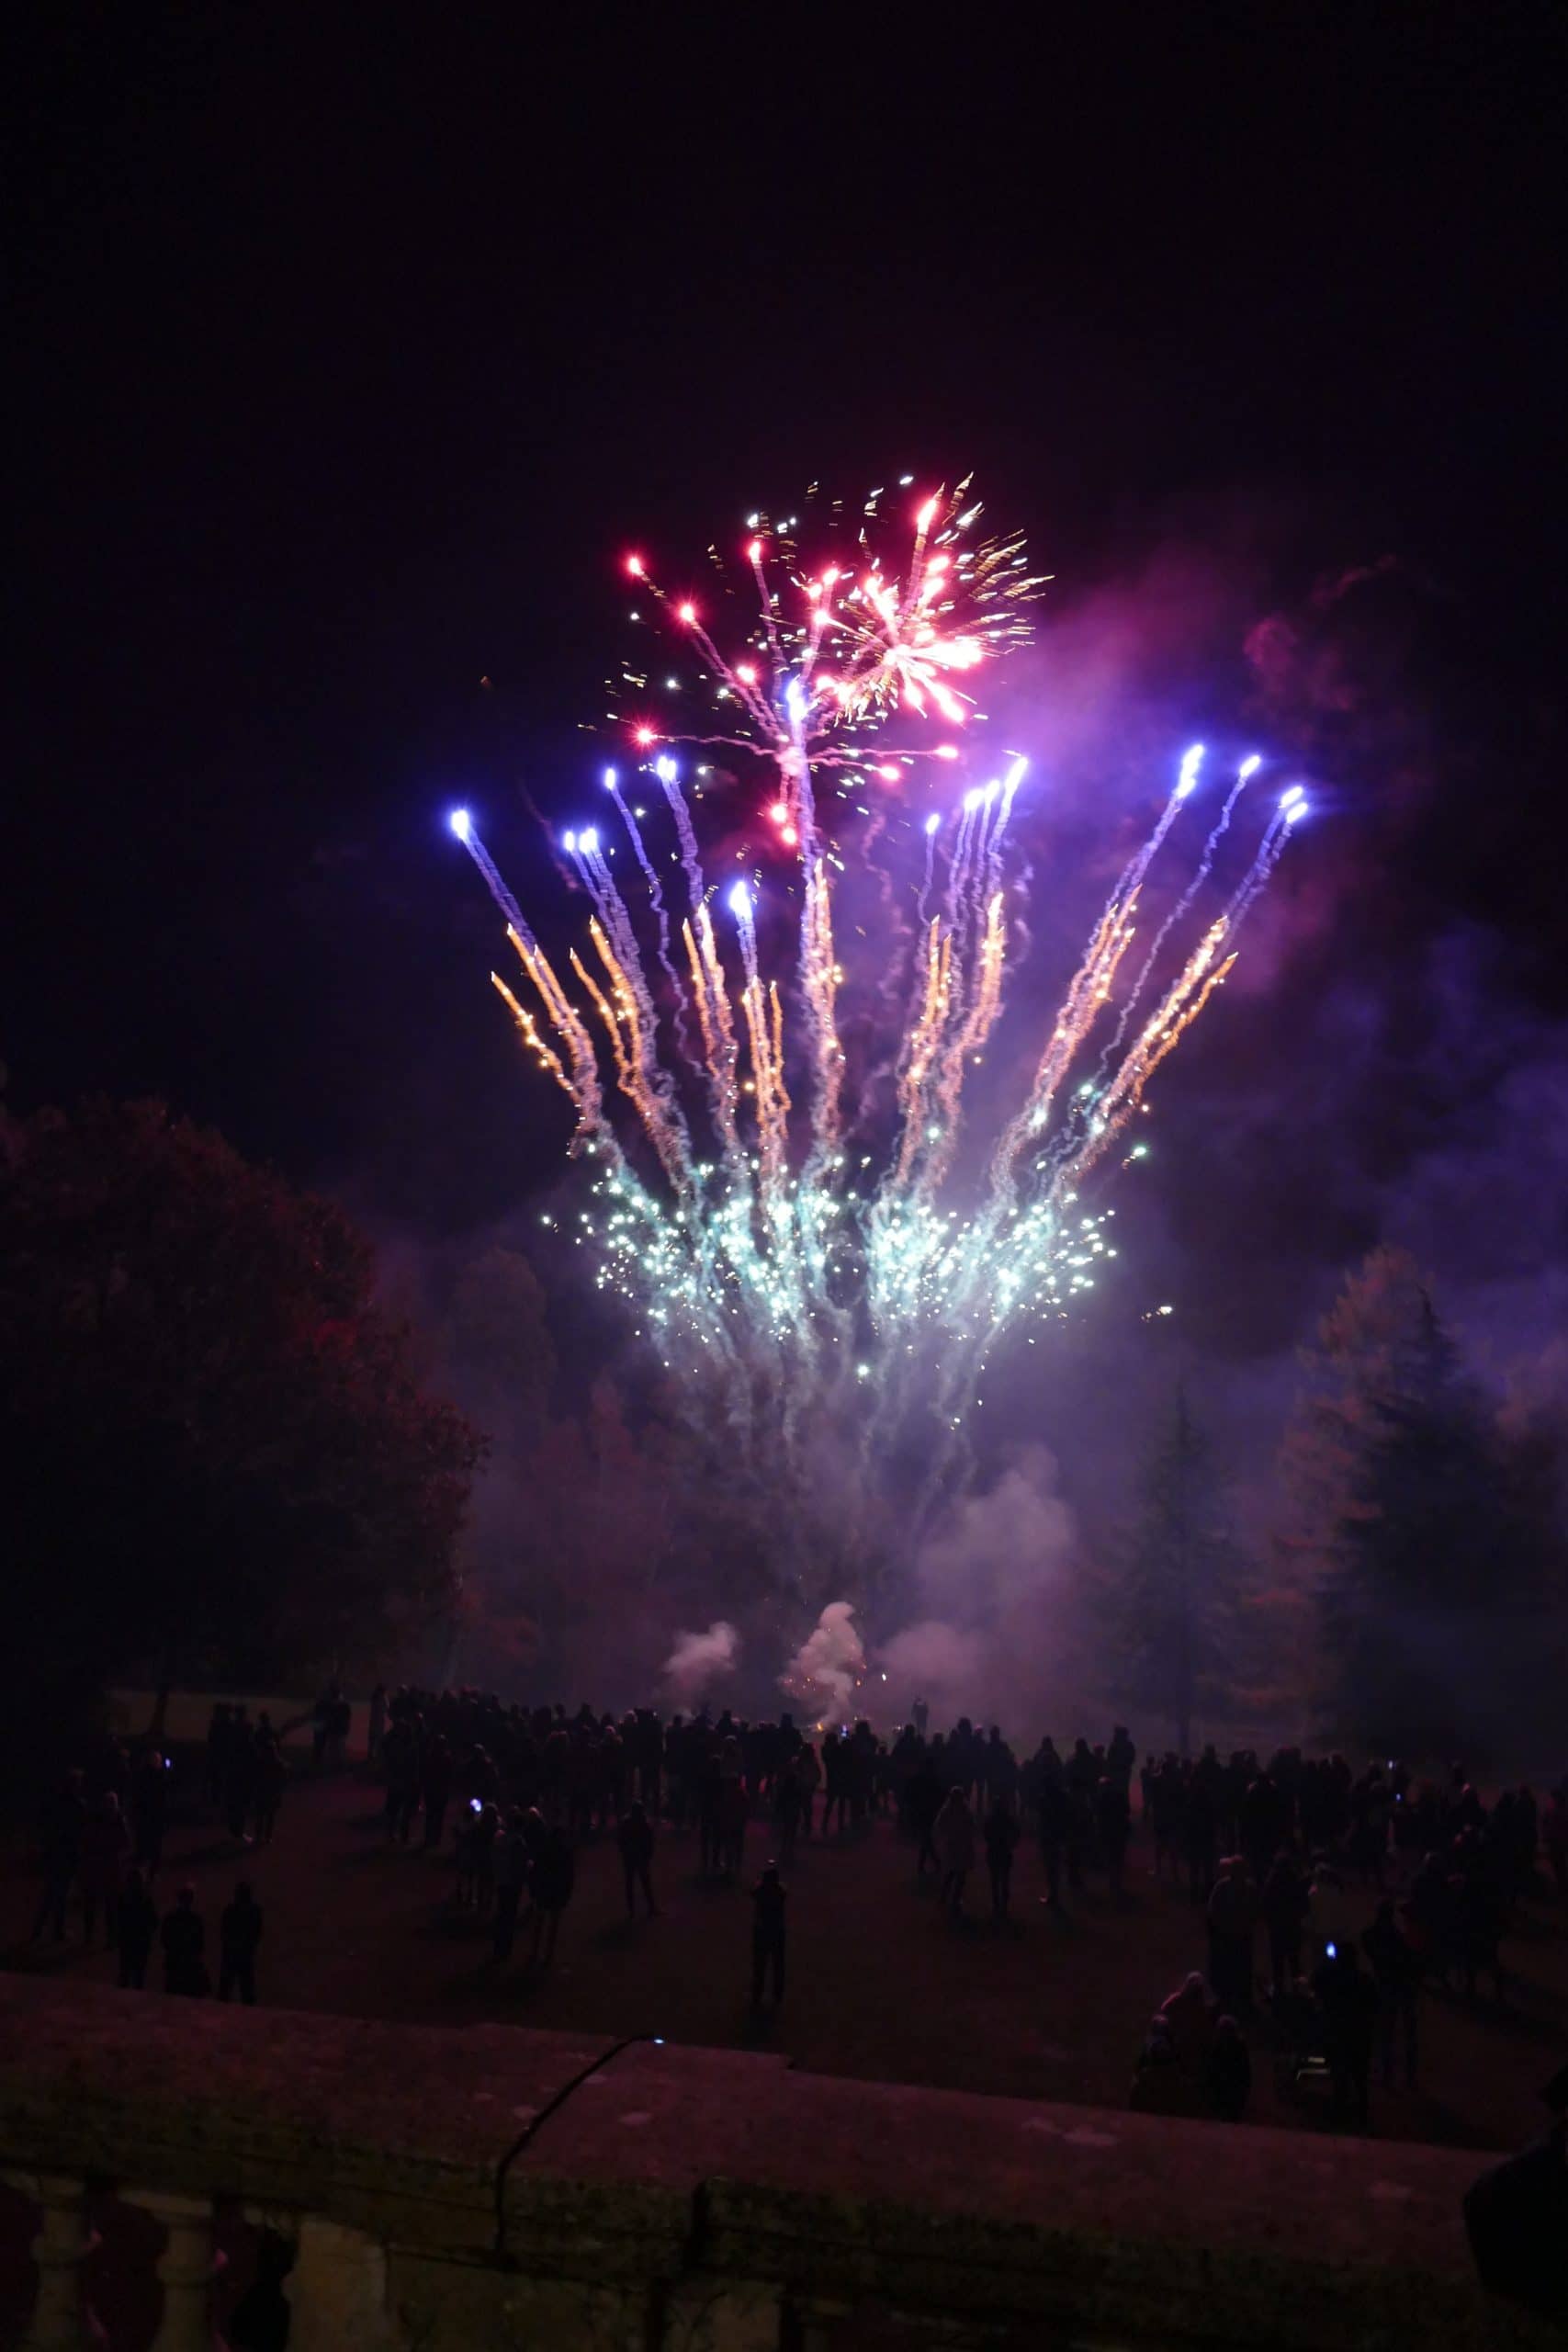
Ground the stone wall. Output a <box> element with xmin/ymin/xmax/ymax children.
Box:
<box><xmin>0</xmin><ymin>1976</ymin><xmax>1553</xmax><ymax>2349</ymax></box>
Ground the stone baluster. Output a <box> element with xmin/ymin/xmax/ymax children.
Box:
<box><xmin>0</xmin><ymin>2169</ymin><xmax>107</xmax><ymax>2351</ymax></box>
<box><xmin>283</xmin><ymin>2214</ymin><xmax>399</xmax><ymax>2352</ymax></box>
<box><xmin>127</xmin><ymin>2188</ymin><xmax>227</xmax><ymax>2351</ymax></box>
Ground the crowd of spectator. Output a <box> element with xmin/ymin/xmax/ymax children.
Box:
<box><xmin>20</xmin><ymin>1678</ymin><xmax>1567</xmax><ymax>2125</ymax></box>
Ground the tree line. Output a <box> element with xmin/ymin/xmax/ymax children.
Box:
<box><xmin>3</xmin><ymin>1090</ymin><xmax>1562</xmax><ymax>1769</ymax></box>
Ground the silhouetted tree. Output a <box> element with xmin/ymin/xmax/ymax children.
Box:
<box><xmin>1111</xmin><ymin>1388</ymin><xmax>1247</xmax><ymax>1753</ymax></box>
<box><xmin>0</xmin><ymin>1098</ymin><xmax>482</xmax><ymax>1727</ymax></box>
<box><xmin>1280</xmin><ymin>1247</ymin><xmax>1560</xmax><ymax>1760</ymax></box>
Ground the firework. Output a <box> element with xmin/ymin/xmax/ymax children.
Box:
<box><xmin>454</xmin><ymin>483</ymin><xmax>1306</xmax><ymax>1554</ymax></box>
<box><xmin>611</xmin><ymin>477</ymin><xmax>1048</xmax><ymax>840</ymax></box>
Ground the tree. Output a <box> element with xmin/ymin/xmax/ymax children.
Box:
<box><xmin>1109</xmin><ymin>1387</ymin><xmax>1247</xmax><ymax>1753</ymax></box>
<box><xmin>0</xmin><ymin>1098</ymin><xmax>482</xmax><ymax>1727</ymax></box>
<box><xmin>1280</xmin><ymin>1247</ymin><xmax>1560</xmax><ymax>1762</ymax></box>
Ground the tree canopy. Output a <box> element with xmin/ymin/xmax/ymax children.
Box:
<box><xmin>1108</xmin><ymin>1387</ymin><xmax>1249</xmax><ymax>1753</ymax></box>
<box><xmin>1280</xmin><ymin>1246</ymin><xmax>1562</xmax><ymax>1761</ymax></box>
<box><xmin>0</xmin><ymin>1098</ymin><xmax>482</xmax><ymax>1706</ymax></box>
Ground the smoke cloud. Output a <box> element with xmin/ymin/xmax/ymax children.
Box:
<box><xmin>782</xmin><ymin>1600</ymin><xmax>865</xmax><ymax>1727</ymax></box>
<box><xmin>660</xmin><ymin>1619</ymin><xmax>740</xmax><ymax>1709</ymax></box>
<box><xmin>878</xmin><ymin>1445</ymin><xmax>1088</xmax><ymax>1736</ymax></box>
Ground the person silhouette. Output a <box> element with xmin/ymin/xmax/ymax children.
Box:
<box><xmin>750</xmin><ymin>1862</ymin><xmax>787</xmax><ymax>2006</ymax></box>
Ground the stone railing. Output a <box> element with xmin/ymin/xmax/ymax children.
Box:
<box><xmin>0</xmin><ymin>1975</ymin><xmax>1555</xmax><ymax>2350</ymax></box>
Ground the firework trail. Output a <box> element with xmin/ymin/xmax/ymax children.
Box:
<box><xmin>449</xmin><ymin>484</ymin><xmax>1308</xmax><ymax>1557</ymax></box>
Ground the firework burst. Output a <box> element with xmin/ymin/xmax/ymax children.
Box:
<box><xmin>612</xmin><ymin>477</ymin><xmax>1047</xmax><ymax>843</ymax></box>
<box><xmin>453</xmin><ymin>481</ymin><xmax>1306</xmax><ymax>1582</ymax></box>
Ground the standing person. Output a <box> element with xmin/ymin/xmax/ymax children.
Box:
<box><xmin>526</xmin><ymin>1826</ymin><xmax>575</xmax><ymax>1968</ymax></box>
<box><xmin>1097</xmin><ymin>1776</ymin><xmax>1132</xmax><ymax>1898</ymax></box>
<box><xmin>911</xmin><ymin>1695</ymin><xmax>929</xmax><ymax>1739</ymax></box>
<box><xmin>367</xmin><ymin>1682</ymin><xmax>388</xmax><ymax>1766</ymax></box>
<box><xmin>420</xmin><ymin>1731</ymin><xmax>453</xmax><ymax>1850</ymax></box>
<box><xmin>30</xmin><ymin>1770</ymin><xmax>86</xmax><ymax>1944</ymax></box>
<box><xmin>471</xmin><ymin>1803</ymin><xmax>500</xmax><ymax>1918</ymax></box>
<box><xmin>793</xmin><ymin>1740</ymin><xmax>820</xmax><ymax>1838</ymax></box>
<box><xmin>934</xmin><ymin>1788</ymin><xmax>976</xmax><ymax>1917</ymax></box>
<box><xmin>1261</xmin><ymin>1852</ymin><xmax>1311</xmax><ymax>1999</ymax></box>
<box><xmin>219</xmin><ymin>1883</ymin><xmax>264</xmax><ymax>2005</ymax></box>
<box><xmin>616</xmin><ymin>1801</ymin><xmax>658</xmax><ymax>1918</ymax></box>
<box><xmin>130</xmin><ymin>1749</ymin><xmax>169</xmax><ymax>1877</ymax></box>
<box><xmin>773</xmin><ymin>1756</ymin><xmax>804</xmax><ymax>1866</ymax></box>
<box><xmin>908</xmin><ymin>1752</ymin><xmax>943</xmax><ymax>1880</ymax></box>
<box><xmin>79</xmin><ymin>1791</ymin><xmax>131</xmax><ymax>1948</ymax></box>
<box><xmin>1206</xmin><ymin>1856</ymin><xmax>1258</xmax><ymax>2014</ymax></box>
<box><xmin>491</xmin><ymin>1812</ymin><xmax>530</xmax><ymax>1961</ymax></box>
<box><xmin>696</xmin><ymin>1749</ymin><xmax>723</xmax><ymax>1874</ymax></box>
<box><xmin>1312</xmin><ymin>1940</ymin><xmax>1380</xmax><ymax>2130</ymax></box>
<box><xmin>984</xmin><ymin>1799</ymin><xmax>1020</xmax><ymax>1922</ymax></box>
<box><xmin>223</xmin><ymin>1726</ymin><xmax>255</xmax><ymax>1847</ymax></box>
<box><xmin>252</xmin><ymin>1728</ymin><xmax>287</xmax><ymax>1849</ymax></box>
<box><xmin>1362</xmin><ymin>1897</ymin><xmax>1421</xmax><ymax>2091</ymax></box>
<box><xmin>750</xmin><ymin>1862</ymin><xmax>787</xmax><ymax>2007</ymax></box>
<box><xmin>382</xmin><ymin>1718</ymin><xmax>422</xmax><ymax>1846</ymax></box>
<box><xmin>1159</xmin><ymin>1971</ymin><xmax>1218</xmax><ymax>2098</ymax></box>
<box><xmin>117</xmin><ymin>1867</ymin><xmax>157</xmax><ymax>1990</ymax></box>
<box><xmin>161</xmin><ymin>1885</ymin><xmax>209</xmax><ymax>1996</ymax></box>
<box><xmin>717</xmin><ymin>1769</ymin><xmax>749</xmax><ymax>1881</ymax></box>
<box><xmin>1036</xmin><ymin>1771</ymin><xmax>1071</xmax><ymax>1909</ymax></box>
<box><xmin>205</xmin><ymin>1705</ymin><xmax>232</xmax><ymax>1809</ymax></box>
<box><xmin>1207</xmin><ymin>2016</ymin><xmax>1252</xmax><ymax>2121</ymax></box>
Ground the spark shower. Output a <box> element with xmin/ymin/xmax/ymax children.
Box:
<box><xmin>448</xmin><ymin>479</ymin><xmax>1305</xmax><ymax>1581</ymax></box>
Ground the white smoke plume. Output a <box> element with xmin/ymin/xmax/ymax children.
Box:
<box><xmin>660</xmin><ymin>1620</ymin><xmax>740</xmax><ymax>1709</ymax></box>
<box><xmin>878</xmin><ymin>1445</ymin><xmax>1088</xmax><ymax>1734</ymax></box>
<box><xmin>783</xmin><ymin>1600</ymin><xmax>865</xmax><ymax>1728</ymax></box>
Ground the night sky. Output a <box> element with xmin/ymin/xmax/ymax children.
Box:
<box><xmin>9</xmin><ymin>8</ymin><xmax>1568</xmax><ymax>1510</ymax></box>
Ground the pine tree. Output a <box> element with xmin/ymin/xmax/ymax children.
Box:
<box><xmin>1111</xmin><ymin>1387</ymin><xmax>1247</xmax><ymax>1753</ymax></box>
<box><xmin>1280</xmin><ymin>1248</ymin><xmax>1559</xmax><ymax>1761</ymax></box>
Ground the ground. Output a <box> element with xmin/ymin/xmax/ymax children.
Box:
<box><xmin>6</xmin><ymin>1758</ymin><xmax>1565</xmax><ymax>2154</ymax></box>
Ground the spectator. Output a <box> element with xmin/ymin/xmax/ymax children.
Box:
<box><xmin>1097</xmin><ymin>1776</ymin><xmax>1132</xmax><ymax>1898</ymax></box>
<box><xmin>1464</xmin><ymin>2064</ymin><xmax>1568</xmax><ymax>2324</ymax></box>
<box><xmin>130</xmin><ymin>1749</ymin><xmax>169</xmax><ymax>1876</ymax></box>
<box><xmin>252</xmin><ymin>1730</ymin><xmax>287</xmax><ymax>1849</ymax></box>
<box><xmin>1206</xmin><ymin>1856</ymin><xmax>1258</xmax><ymax>2013</ymax></box>
<box><xmin>616</xmin><ymin>1801</ymin><xmax>658</xmax><ymax>1918</ymax></box>
<box><xmin>161</xmin><ymin>1885</ymin><xmax>209</xmax><ymax>1997</ymax></box>
<box><xmin>717</xmin><ymin>1770</ymin><xmax>749</xmax><ymax>1881</ymax></box>
<box><xmin>367</xmin><ymin>1682</ymin><xmax>388</xmax><ymax>1765</ymax></box>
<box><xmin>750</xmin><ymin>1862</ymin><xmax>787</xmax><ymax>2007</ymax></box>
<box><xmin>983</xmin><ymin>1799</ymin><xmax>1019</xmax><ymax>1922</ymax></box>
<box><xmin>30</xmin><ymin>1770</ymin><xmax>86</xmax><ymax>1943</ymax></box>
<box><xmin>1129</xmin><ymin>2015</ymin><xmax>1189</xmax><ymax>2113</ymax></box>
<box><xmin>79</xmin><ymin>1791</ymin><xmax>131</xmax><ymax>1948</ymax></box>
<box><xmin>773</xmin><ymin>1758</ymin><xmax>805</xmax><ymax>1866</ymax></box>
<box><xmin>117</xmin><ymin>1867</ymin><xmax>157</xmax><ymax>1990</ymax></box>
<box><xmin>421</xmin><ymin>1732</ymin><xmax>454</xmax><ymax>1850</ymax></box>
<box><xmin>382</xmin><ymin>1719</ymin><xmax>422</xmax><ymax>1846</ymax></box>
<box><xmin>1260</xmin><ymin>1852</ymin><xmax>1310</xmax><ymax>1997</ymax></box>
<box><xmin>908</xmin><ymin>1753</ymin><xmax>943</xmax><ymax>1881</ymax></box>
<box><xmin>1312</xmin><ymin>1941</ymin><xmax>1379</xmax><ymax>2130</ymax></box>
<box><xmin>220</xmin><ymin>1883</ymin><xmax>264</xmax><ymax>2004</ymax></box>
<box><xmin>934</xmin><ymin>1787</ymin><xmax>976</xmax><ymax>1917</ymax></box>
<box><xmin>491</xmin><ymin>1812</ymin><xmax>530</xmax><ymax>1961</ymax></box>
<box><xmin>1362</xmin><ymin>1896</ymin><xmax>1421</xmax><ymax>2091</ymax></box>
<box><xmin>1207</xmin><ymin>2015</ymin><xmax>1252</xmax><ymax>2121</ymax></box>
<box><xmin>793</xmin><ymin>1740</ymin><xmax>820</xmax><ymax>1838</ymax></box>
<box><xmin>1158</xmin><ymin>1970</ymin><xmax>1217</xmax><ymax>2093</ymax></box>
<box><xmin>526</xmin><ymin>1826</ymin><xmax>575</xmax><ymax>1967</ymax></box>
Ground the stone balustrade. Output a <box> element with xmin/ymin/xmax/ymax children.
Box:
<box><xmin>0</xmin><ymin>1975</ymin><xmax>1555</xmax><ymax>2349</ymax></box>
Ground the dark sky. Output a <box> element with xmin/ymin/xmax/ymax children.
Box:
<box><xmin>7</xmin><ymin>6</ymin><xmax>1568</xmax><ymax>1475</ymax></box>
